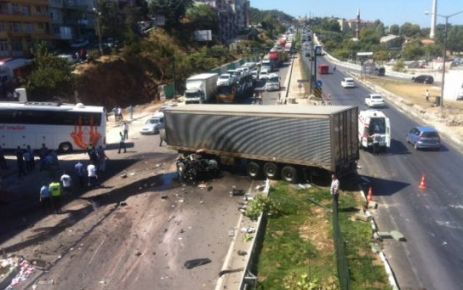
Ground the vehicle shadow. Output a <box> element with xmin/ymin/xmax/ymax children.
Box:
<box><xmin>358</xmin><ymin>175</ymin><xmax>409</xmax><ymax>197</ymax></box>
<box><xmin>388</xmin><ymin>139</ymin><xmax>411</xmax><ymax>155</ymax></box>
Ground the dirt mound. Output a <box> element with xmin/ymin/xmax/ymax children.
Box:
<box><xmin>75</xmin><ymin>57</ymin><xmax>159</xmax><ymax>109</ymax></box>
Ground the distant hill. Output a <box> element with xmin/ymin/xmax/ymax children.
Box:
<box><xmin>249</xmin><ymin>7</ymin><xmax>295</xmax><ymax>25</ymax></box>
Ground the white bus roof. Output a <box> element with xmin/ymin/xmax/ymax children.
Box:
<box><xmin>0</xmin><ymin>102</ymin><xmax>104</xmax><ymax>113</ymax></box>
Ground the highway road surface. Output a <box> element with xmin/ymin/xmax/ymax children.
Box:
<box><xmin>310</xmin><ymin>55</ymin><xmax>463</xmax><ymax>290</ymax></box>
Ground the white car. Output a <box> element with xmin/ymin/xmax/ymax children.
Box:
<box><xmin>265</xmin><ymin>73</ymin><xmax>280</xmax><ymax>91</ymax></box>
<box><xmin>341</xmin><ymin>77</ymin><xmax>355</xmax><ymax>88</ymax></box>
<box><xmin>365</xmin><ymin>93</ymin><xmax>385</xmax><ymax>108</ymax></box>
<box><xmin>140</xmin><ymin>113</ymin><xmax>164</xmax><ymax>134</ymax></box>
<box><xmin>251</xmin><ymin>69</ymin><xmax>259</xmax><ymax>80</ymax></box>
<box><xmin>259</xmin><ymin>68</ymin><xmax>270</xmax><ymax>81</ymax></box>
<box><xmin>217</xmin><ymin>73</ymin><xmax>233</xmax><ymax>86</ymax></box>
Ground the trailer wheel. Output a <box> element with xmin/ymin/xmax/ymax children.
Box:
<box><xmin>247</xmin><ymin>161</ymin><xmax>261</xmax><ymax>179</ymax></box>
<box><xmin>281</xmin><ymin>165</ymin><xmax>298</xmax><ymax>183</ymax></box>
<box><xmin>263</xmin><ymin>162</ymin><xmax>278</xmax><ymax>179</ymax></box>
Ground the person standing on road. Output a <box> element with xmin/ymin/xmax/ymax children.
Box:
<box><xmin>87</xmin><ymin>162</ymin><xmax>98</xmax><ymax>187</ymax></box>
<box><xmin>16</xmin><ymin>146</ymin><xmax>25</xmax><ymax>178</ymax></box>
<box><xmin>123</xmin><ymin>122</ymin><xmax>129</xmax><ymax>140</ymax></box>
<box><xmin>425</xmin><ymin>89</ymin><xmax>430</xmax><ymax>102</ymax></box>
<box><xmin>97</xmin><ymin>145</ymin><xmax>108</xmax><ymax>173</ymax></box>
<box><xmin>87</xmin><ymin>144</ymin><xmax>99</xmax><ymax>164</ymax></box>
<box><xmin>26</xmin><ymin>145</ymin><xmax>34</xmax><ymax>170</ymax></box>
<box><xmin>40</xmin><ymin>184</ymin><xmax>51</xmax><ymax>211</ymax></box>
<box><xmin>49</xmin><ymin>180</ymin><xmax>62</xmax><ymax>213</ymax></box>
<box><xmin>159</xmin><ymin>128</ymin><xmax>166</xmax><ymax>147</ymax></box>
<box><xmin>60</xmin><ymin>171</ymin><xmax>72</xmax><ymax>195</ymax></box>
<box><xmin>330</xmin><ymin>174</ymin><xmax>340</xmax><ymax>212</ymax></box>
<box><xmin>118</xmin><ymin>132</ymin><xmax>127</xmax><ymax>153</ymax></box>
<box><xmin>74</xmin><ymin>161</ymin><xmax>85</xmax><ymax>188</ymax></box>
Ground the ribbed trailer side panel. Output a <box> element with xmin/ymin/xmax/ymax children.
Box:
<box><xmin>166</xmin><ymin>113</ymin><xmax>334</xmax><ymax>171</ymax></box>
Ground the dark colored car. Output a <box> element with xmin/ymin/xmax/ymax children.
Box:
<box><xmin>406</xmin><ymin>126</ymin><xmax>441</xmax><ymax>150</ymax></box>
<box><xmin>412</xmin><ymin>75</ymin><xmax>434</xmax><ymax>84</ymax></box>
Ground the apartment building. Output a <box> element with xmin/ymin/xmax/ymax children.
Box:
<box><xmin>195</xmin><ymin>0</ymin><xmax>249</xmax><ymax>44</ymax></box>
<box><xmin>0</xmin><ymin>0</ymin><xmax>53</xmax><ymax>57</ymax></box>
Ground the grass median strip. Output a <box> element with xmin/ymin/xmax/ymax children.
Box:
<box><xmin>254</xmin><ymin>182</ymin><xmax>390</xmax><ymax>289</ymax></box>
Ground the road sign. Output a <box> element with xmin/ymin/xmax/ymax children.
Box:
<box><xmin>316</xmin><ymin>80</ymin><xmax>323</xmax><ymax>88</ymax></box>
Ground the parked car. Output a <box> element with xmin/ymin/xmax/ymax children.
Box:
<box><xmin>341</xmin><ymin>77</ymin><xmax>355</xmax><ymax>88</ymax></box>
<box><xmin>140</xmin><ymin>113</ymin><xmax>164</xmax><ymax>134</ymax></box>
<box><xmin>365</xmin><ymin>93</ymin><xmax>385</xmax><ymax>108</ymax></box>
<box><xmin>412</xmin><ymin>75</ymin><xmax>434</xmax><ymax>84</ymax></box>
<box><xmin>406</xmin><ymin>126</ymin><xmax>441</xmax><ymax>150</ymax></box>
<box><xmin>217</xmin><ymin>73</ymin><xmax>233</xmax><ymax>86</ymax></box>
<box><xmin>259</xmin><ymin>68</ymin><xmax>270</xmax><ymax>81</ymax></box>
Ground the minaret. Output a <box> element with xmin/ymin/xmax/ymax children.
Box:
<box><xmin>356</xmin><ymin>9</ymin><xmax>360</xmax><ymax>39</ymax></box>
<box><xmin>430</xmin><ymin>0</ymin><xmax>437</xmax><ymax>38</ymax></box>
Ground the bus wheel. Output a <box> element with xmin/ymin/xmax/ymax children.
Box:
<box><xmin>281</xmin><ymin>165</ymin><xmax>298</xmax><ymax>183</ymax></box>
<box><xmin>263</xmin><ymin>162</ymin><xmax>278</xmax><ymax>179</ymax></box>
<box><xmin>58</xmin><ymin>142</ymin><xmax>73</xmax><ymax>154</ymax></box>
<box><xmin>247</xmin><ymin>161</ymin><xmax>261</xmax><ymax>179</ymax></box>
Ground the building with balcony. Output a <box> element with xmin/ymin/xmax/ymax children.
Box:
<box><xmin>0</xmin><ymin>0</ymin><xmax>53</xmax><ymax>57</ymax></box>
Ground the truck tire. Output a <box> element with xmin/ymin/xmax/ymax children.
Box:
<box><xmin>263</xmin><ymin>162</ymin><xmax>278</xmax><ymax>179</ymax></box>
<box><xmin>281</xmin><ymin>165</ymin><xmax>298</xmax><ymax>183</ymax></box>
<box><xmin>247</xmin><ymin>161</ymin><xmax>261</xmax><ymax>179</ymax></box>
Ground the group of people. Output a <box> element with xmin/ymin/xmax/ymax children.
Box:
<box><xmin>39</xmin><ymin>171</ymin><xmax>72</xmax><ymax>213</ymax></box>
<box><xmin>113</xmin><ymin>106</ymin><xmax>124</xmax><ymax>122</ymax></box>
<box><xmin>39</xmin><ymin>151</ymin><xmax>105</xmax><ymax>213</ymax></box>
<box><xmin>13</xmin><ymin>144</ymin><xmax>59</xmax><ymax>178</ymax></box>
<box><xmin>86</xmin><ymin>144</ymin><xmax>109</xmax><ymax>173</ymax></box>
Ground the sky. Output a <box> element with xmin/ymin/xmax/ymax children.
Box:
<box><xmin>250</xmin><ymin>0</ymin><xmax>463</xmax><ymax>27</ymax></box>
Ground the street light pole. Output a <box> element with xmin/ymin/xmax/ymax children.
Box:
<box><xmin>440</xmin><ymin>16</ymin><xmax>448</xmax><ymax>108</ymax></box>
<box><xmin>93</xmin><ymin>8</ymin><xmax>103</xmax><ymax>56</ymax></box>
<box><xmin>425</xmin><ymin>9</ymin><xmax>463</xmax><ymax>108</ymax></box>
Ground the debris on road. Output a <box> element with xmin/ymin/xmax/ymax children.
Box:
<box><xmin>121</xmin><ymin>172</ymin><xmax>128</xmax><ymax>178</ymax></box>
<box><xmin>218</xmin><ymin>267</ymin><xmax>244</xmax><ymax>277</ymax></box>
<box><xmin>228</xmin><ymin>228</ymin><xmax>235</xmax><ymax>237</ymax></box>
<box><xmin>230</xmin><ymin>186</ymin><xmax>245</xmax><ymax>196</ymax></box>
<box><xmin>184</xmin><ymin>258</ymin><xmax>211</xmax><ymax>269</ymax></box>
<box><xmin>161</xmin><ymin>194</ymin><xmax>168</xmax><ymax>199</ymax></box>
<box><xmin>240</xmin><ymin>227</ymin><xmax>256</xmax><ymax>234</ymax></box>
<box><xmin>237</xmin><ymin>250</ymin><xmax>247</xmax><ymax>256</ymax></box>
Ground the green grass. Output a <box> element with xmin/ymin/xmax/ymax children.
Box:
<box><xmin>255</xmin><ymin>183</ymin><xmax>391</xmax><ymax>290</ymax></box>
<box><xmin>338</xmin><ymin>195</ymin><xmax>391</xmax><ymax>290</ymax></box>
<box><xmin>256</xmin><ymin>183</ymin><xmax>338</xmax><ymax>289</ymax></box>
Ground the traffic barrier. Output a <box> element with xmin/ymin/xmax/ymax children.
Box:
<box><xmin>419</xmin><ymin>175</ymin><xmax>427</xmax><ymax>191</ymax></box>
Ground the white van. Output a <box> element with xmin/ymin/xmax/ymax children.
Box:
<box><xmin>358</xmin><ymin>110</ymin><xmax>391</xmax><ymax>152</ymax></box>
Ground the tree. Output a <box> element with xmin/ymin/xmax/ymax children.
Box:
<box><xmin>26</xmin><ymin>42</ymin><xmax>74</xmax><ymax>100</ymax></box>
<box><xmin>402</xmin><ymin>39</ymin><xmax>425</xmax><ymax>60</ymax></box>
<box><xmin>447</xmin><ymin>25</ymin><xmax>463</xmax><ymax>53</ymax></box>
<box><xmin>389</xmin><ymin>24</ymin><xmax>400</xmax><ymax>35</ymax></box>
<box><xmin>149</xmin><ymin>0</ymin><xmax>193</xmax><ymax>30</ymax></box>
<box><xmin>186</xmin><ymin>4</ymin><xmax>218</xmax><ymax>33</ymax></box>
<box><xmin>400</xmin><ymin>22</ymin><xmax>422</xmax><ymax>38</ymax></box>
<box><xmin>97</xmin><ymin>0</ymin><xmax>122</xmax><ymax>40</ymax></box>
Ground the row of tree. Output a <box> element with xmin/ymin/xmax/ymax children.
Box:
<box><xmin>307</xmin><ymin>17</ymin><xmax>463</xmax><ymax>62</ymax></box>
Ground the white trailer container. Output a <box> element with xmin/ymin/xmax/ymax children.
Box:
<box><xmin>184</xmin><ymin>73</ymin><xmax>218</xmax><ymax>104</ymax></box>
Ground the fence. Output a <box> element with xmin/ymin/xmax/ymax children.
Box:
<box><xmin>332</xmin><ymin>200</ymin><xmax>351</xmax><ymax>290</ymax></box>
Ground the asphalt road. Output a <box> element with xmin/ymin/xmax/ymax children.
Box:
<box><xmin>311</xmin><ymin>55</ymin><xmax>463</xmax><ymax>290</ymax></box>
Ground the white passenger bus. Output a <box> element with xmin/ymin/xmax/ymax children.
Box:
<box><xmin>0</xmin><ymin>102</ymin><xmax>106</xmax><ymax>153</ymax></box>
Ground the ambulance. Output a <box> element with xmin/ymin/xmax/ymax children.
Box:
<box><xmin>358</xmin><ymin>110</ymin><xmax>391</xmax><ymax>152</ymax></box>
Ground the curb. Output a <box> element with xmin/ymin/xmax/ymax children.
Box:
<box><xmin>359</xmin><ymin>188</ymin><xmax>400</xmax><ymax>290</ymax></box>
<box><xmin>214</xmin><ymin>179</ymin><xmax>270</xmax><ymax>290</ymax></box>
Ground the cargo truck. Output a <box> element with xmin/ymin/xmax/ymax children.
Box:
<box><xmin>165</xmin><ymin>105</ymin><xmax>359</xmax><ymax>182</ymax></box>
<box><xmin>184</xmin><ymin>73</ymin><xmax>218</xmax><ymax>104</ymax></box>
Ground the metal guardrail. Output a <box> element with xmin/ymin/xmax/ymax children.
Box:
<box><xmin>332</xmin><ymin>201</ymin><xmax>351</xmax><ymax>290</ymax></box>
